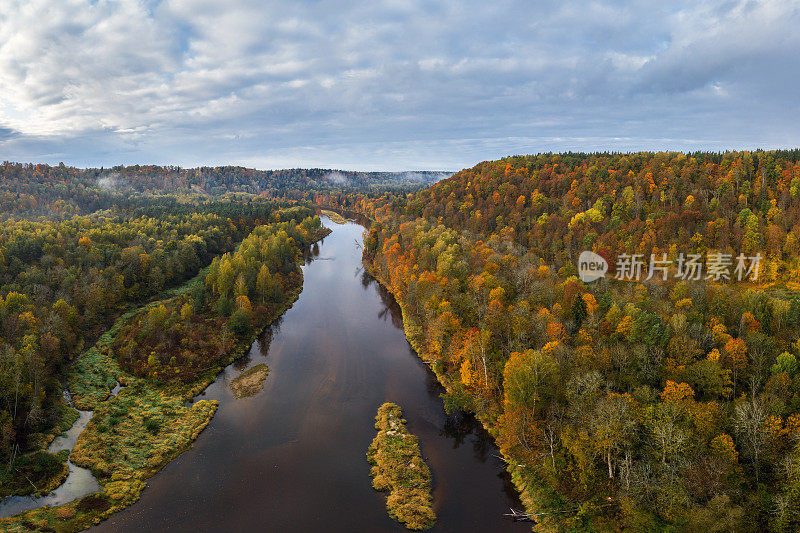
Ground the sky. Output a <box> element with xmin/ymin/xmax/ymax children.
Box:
<box><xmin>0</xmin><ymin>0</ymin><xmax>798</xmax><ymax>171</ymax></box>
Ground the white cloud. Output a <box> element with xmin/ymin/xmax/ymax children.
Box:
<box><xmin>0</xmin><ymin>0</ymin><xmax>797</xmax><ymax>169</ymax></box>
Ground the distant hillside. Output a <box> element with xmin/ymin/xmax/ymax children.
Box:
<box><xmin>404</xmin><ymin>150</ymin><xmax>800</xmax><ymax>279</ymax></box>
<box><xmin>0</xmin><ymin>161</ymin><xmax>451</xmax><ymax>217</ymax></box>
<box><xmin>96</xmin><ymin>166</ymin><xmax>450</xmax><ymax>195</ymax></box>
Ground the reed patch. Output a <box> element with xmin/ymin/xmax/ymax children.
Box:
<box><xmin>367</xmin><ymin>402</ymin><xmax>435</xmax><ymax>531</ymax></box>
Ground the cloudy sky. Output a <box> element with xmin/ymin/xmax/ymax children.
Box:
<box><xmin>0</xmin><ymin>0</ymin><xmax>798</xmax><ymax>171</ymax></box>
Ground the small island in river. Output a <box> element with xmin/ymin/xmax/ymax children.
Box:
<box><xmin>367</xmin><ymin>402</ymin><xmax>436</xmax><ymax>531</ymax></box>
<box><xmin>230</xmin><ymin>364</ymin><xmax>270</xmax><ymax>398</ymax></box>
<box><xmin>319</xmin><ymin>209</ymin><xmax>349</xmax><ymax>225</ymax></box>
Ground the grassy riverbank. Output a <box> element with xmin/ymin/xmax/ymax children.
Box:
<box><xmin>0</xmin><ymin>450</ymin><xmax>70</xmax><ymax>500</ymax></box>
<box><xmin>367</xmin><ymin>402</ymin><xmax>436</xmax><ymax>531</ymax></box>
<box><xmin>0</xmin><ymin>221</ymin><xmax>329</xmax><ymax>532</ymax></box>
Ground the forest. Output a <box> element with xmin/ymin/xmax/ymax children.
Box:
<box><xmin>113</xmin><ymin>213</ymin><xmax>326</xmax><ymax>383</ymax></box>
<box><xmin>0</xmin><ymin>188</ymin><xmax>324</xmax><ymax>505</ymax></box>
<box><xmin>0</xmin><ymin>161</ymin><xmax>443</xmax><ymax>218</ymax></box>
<box><xmin>4</xmin><ymin>149</ymin><xmax>800</xmax><ymax>531</ymax></box>
<box><xmin>341</xmin><ymin>150</ymin><xmax>800</xmax><ymax>531</ymax></box>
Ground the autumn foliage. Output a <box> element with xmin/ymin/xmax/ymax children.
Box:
<box><xmin>357</xmin><ymin>150</ymin><xmax>800</xmax><ymax>531</ymax></box>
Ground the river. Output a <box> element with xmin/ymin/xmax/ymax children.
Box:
<box><xmin>91</xmin><ymin>217</ymin><xmax>528</xmax><ymax>532</ymax></box>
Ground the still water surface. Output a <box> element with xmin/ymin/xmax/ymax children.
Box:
<box><xmin>0</xmin><ymin>410</ymin><xmax>100</xmax><ymax>517</ymax></box>
<box><xmin>92</xmin><ymin>218</ymin><xmax>528</xmax><ymax>532</ymax></box>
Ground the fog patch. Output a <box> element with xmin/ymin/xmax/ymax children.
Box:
<box><xmin>324</xmin><ymin>171</ymin><xmax>349</xmax><ymax>185</ymax></box>
<box><xmin>398</xmin><ymin>171</ymin><xmax>452</xmax><ymax>183</ymax></box>
<box><xmin>97</xmin><ymin>172</ymin><xmax>129</xmax><ymax>191</ymax></box>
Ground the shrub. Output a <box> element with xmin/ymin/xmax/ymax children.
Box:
<box><xmin>77</xmin><ymin>493</ymin><xmax>110</xmax><ymax>512</ymax></box>
<box><xmin>144</xmin><ymin>418</ymin><xmax>160</xmax><ymax>435</ymax></box>
<box><xmin>228</xmin><ymin>308</ymin><xmax>252</xmax><ymax>337</ymax></box>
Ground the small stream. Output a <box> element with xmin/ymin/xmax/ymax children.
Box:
<box><xmin>0</xmin><ymin>387</ymin><xmax>120</xmax><ymax>517</ymax></box>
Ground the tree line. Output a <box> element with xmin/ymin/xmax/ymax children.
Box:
<box><xmin>0</xmin><ymin>161</ymin><xmax>439</xmax><ymax>218</ymax></box>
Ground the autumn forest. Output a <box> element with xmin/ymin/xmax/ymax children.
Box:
<box><xmin>2</xmin><ymin>151</ymin><xmax>800</xmax><ymax>531</ymax></box>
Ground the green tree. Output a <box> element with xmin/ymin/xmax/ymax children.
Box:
<box><xmin>228</xmin><ymin>308</ymin><xmax>252</xmax><ymax>337</ymax></box>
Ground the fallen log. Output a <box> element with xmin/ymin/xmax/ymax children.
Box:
<box><xmin>503</xmin><ymin>508</ymin><xmax>535</xmax><ymax>522</ymax></box>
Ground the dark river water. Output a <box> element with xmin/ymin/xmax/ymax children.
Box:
<box><xmin>92</xmin><ymin>217</ymin><xmax>528</xmax><ymax>532</ymax></box>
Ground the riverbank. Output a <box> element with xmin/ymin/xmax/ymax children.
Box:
<box><xmin>0</xmin><ymin>450</ymin><xmax>70</xmax><ymax>500</ymax></box>
<box><xmin>363</xmin><ymin>261</ymin><xmax>548</xmax><ymax>532</ymax></box>
<box><xmin>0</xmin><ymin>224</ymin><xmax>329</xmax><ymax>532</ymax></box>
<box><xmin>0</xmin><ymin>398</ymin><xmax>79</xmax><ymax>500</ymax></box>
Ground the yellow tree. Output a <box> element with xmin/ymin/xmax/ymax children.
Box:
<box><xmin>724</xmin><ymin>338</ymin><xmax>748</xmax><ymax>396</ymax></box>
<box><xmin>592</xmin><ymin>392</ymin><xmax>636</xmax><ymax>479</ymax></box>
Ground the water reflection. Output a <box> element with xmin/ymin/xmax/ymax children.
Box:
<box><xmin>0</xmin><ymin>411</ymin><xmax>101</xmax><ymax>517</ymax></box>
<box><xmin>257</xmin><ymin>326</ymin><xmax>275</xmax><ymax>358</ymax></box>
<box><xmin>91</xmin><ymin>216</ymin><xmax>527</xmax><ymax>532</ymax></box>
<box><xmin>370</xmin><ymin>275</ymin><xmax>406</xmax><ymax>329</ymax></box>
